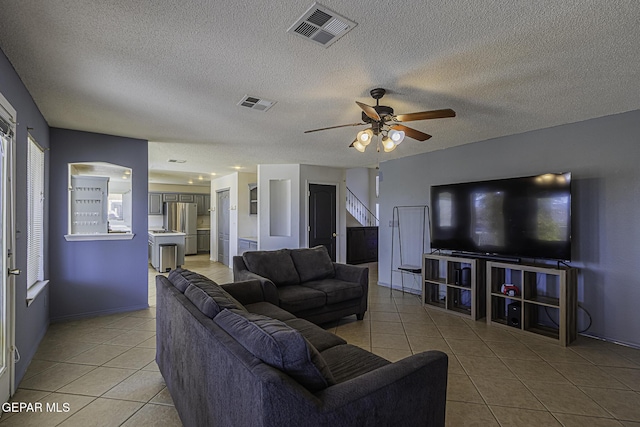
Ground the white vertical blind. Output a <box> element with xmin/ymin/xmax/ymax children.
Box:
<box><xmin>27</xmin><ymin>135</ymin><xmax>44</xmax><ymax>287</ymax></box>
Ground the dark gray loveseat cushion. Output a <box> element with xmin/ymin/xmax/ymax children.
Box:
<box><xmin>214</xmin><ymin>309</ymin><xmax>335</xmax><ymax>392</ymax></box>
<box><xmin>290</xmin><ymin>246</ymin><xmax>335</xmax><ymax>283</ymax></box>
<box><xmin>243</xmin><ymin>249</ymin><xmax>300</xmax><ymax>286</ymax></box>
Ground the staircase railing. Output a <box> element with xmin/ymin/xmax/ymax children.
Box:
<box><xmin>346</xmin><ymin>187</ymin><xmax>378</xmax><ymax>227</ymax></box>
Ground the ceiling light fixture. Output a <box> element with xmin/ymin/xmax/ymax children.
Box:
<box><xmin>356</xmin><ymin>129</ymin><xmax>373</xmax><ymax>146</ymax></box>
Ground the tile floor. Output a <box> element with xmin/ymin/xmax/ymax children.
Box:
<box><xmin>3</xmin><ymin>254</ymin><xmax>640</xmax><ymax>426</ymax></box>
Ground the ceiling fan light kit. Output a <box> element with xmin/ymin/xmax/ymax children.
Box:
<box><xmin>356</xmin><ymin>129</ymin><xmax>373</xmax><ymax>146</ymax></box>
<box><xmin>304</xmin><ymin>88</ymin><xmax>455</xmax><ymax>153</ymax></box>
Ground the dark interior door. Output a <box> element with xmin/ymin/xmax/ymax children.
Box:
<box><xmin>309</xmin><ymin>184</ymin><xmax>336</xmax><ymax>261</ymax></box>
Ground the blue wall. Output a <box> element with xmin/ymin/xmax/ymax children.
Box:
<box><xmin>0</xmin><ymin>49</ymin><xmax>51</xmax><ymax>386</ymax></box>
<box><xmin>378</xmin><ymin>110</ymin><xmax>640</xmax><ymax>347</ymax></box>
<box><xmin>48</xmin><ymin>128</ymin><xmax>148</xmax><ymax>320</ymax></box>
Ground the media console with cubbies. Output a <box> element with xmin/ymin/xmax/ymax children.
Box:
<box><xmin>422</xmin><ymin>254</ymin><xmax>485</xmax><ymax>320</ymax></box>
<box><xmin>486</xmin><ymin>261</ymin><xmax>577</xmax><ymax>346</ymax></box>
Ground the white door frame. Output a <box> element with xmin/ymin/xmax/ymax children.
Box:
<box><xmin>0</xmin><ymin>92</ymin><xmax>16</xmax><ymax>403</ymax></box>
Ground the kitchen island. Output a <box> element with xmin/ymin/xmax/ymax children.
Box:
<box><xmin>148</xmin><ymin>230</ymin><xmax>186</xmax><ymax>272</ymax></box>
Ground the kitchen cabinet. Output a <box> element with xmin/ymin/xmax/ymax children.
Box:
<box><xmin>148</xmin><ymin>193</ymin><xmax>163</xmax><ymax>215</ymax></box>
<box><xmin>195</xmin><ymin>194</ymin><xmax>211</xmax><ymax>216</ymax></box>
<box><xmin>197</xmin><ymin>229</ymin><xmax>210</xmax><ymax>252</ymax></box>
<box><xmin>150</xmin><ymin>192</ymin><xmax>210</xmax><ymax>216</ymax></box>
<box><xmin>249</xmin><ymin>184</ymin><xmax>257</xmax><ymax>215</ymax></box>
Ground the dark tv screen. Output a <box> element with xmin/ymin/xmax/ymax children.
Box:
<box><xmin>430</xmin><ymin>173</ymin><xmax>572</xmax><ymax>261</ymax></box>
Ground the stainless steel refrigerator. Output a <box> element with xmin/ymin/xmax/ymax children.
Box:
<box><xmin>164</xmin><ymin>202</ymin><xmax>198</xmax><ymax>255</ymax></box>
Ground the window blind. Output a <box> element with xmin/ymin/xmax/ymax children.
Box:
<box><xmin>27</xmin><ymin>135</ymin><xmax>44</xmax><ymax>287</ymax></box>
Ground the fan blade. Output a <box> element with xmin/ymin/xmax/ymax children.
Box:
<box><xmin>348</xmin><ymin>138</ymin><xmax>357</xmax><ymax>148</ymax></box>
<box><xmin>304</xmin><ymin>123</ymin><xmax>366</xmax><ymax>133</ymax></box>
<box><xmin>356</xmin><ymin>101</ymin><xmax>381</xmax><ymax>121</ymax></box>
<box><xmin>391</xmin><ymin>124</ymin><xmax>432</xmax><ymax>141</ymax></box>
<box><xmin>395</xmin><ymin>108</ymin><xmax>456</xmax><ymax>122</ymax></box>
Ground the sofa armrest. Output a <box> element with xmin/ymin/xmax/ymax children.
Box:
<box><xmin>261</xmin><ymin>350</ymin><xmax>448</xmax><ymax>427</ymax></box>
<box><xmin>221</xmin><ymin>280</ymin><xmax>266</xmax><ymax>305</ymax></box>
<box><xmin>232</xmin><ymin>256</ymin><xmax>279</xmax><ymax>305</ymax></box>
<box><xmin>333</xmin><ymin>263</ymin><xmax>368</xmax><ymax>284</ymax></box>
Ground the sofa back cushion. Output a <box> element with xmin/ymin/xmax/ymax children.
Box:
<box><xmin>184</xmin><ymin>282</ymin><xmax>248</xmax><ymax>318</ymax></box>
<box><xmin>214</xmin><ymin>309</ymin><xmax>335</xmax><ymax>392</ymax></box>
<box><xmin>290</xmin><ymin>246</ymin><xmax>335</xmax><ymax>283</ymax></box>
<box><xmin>167</xmin><ymin>268</ymin><xmax>203</xmax><ymax>293</ymax></box>
<box><xmin>242</xmin><ymin>249</ymin><xmax>300</xmax><ymax>287</ymax></box>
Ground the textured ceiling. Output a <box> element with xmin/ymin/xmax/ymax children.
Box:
<box><xmin>1</xmin><ymin>1</ymin><xmax>638</xmax><ymax>184</ymax></box>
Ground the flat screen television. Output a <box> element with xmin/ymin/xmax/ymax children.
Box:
<box><xmin>430</xmin><ymin>172</ymin><xmax>572</xmax><ymax>261</ymax></box>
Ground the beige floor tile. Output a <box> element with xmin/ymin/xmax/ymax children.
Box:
<box><xmin>21</xmin><ymin>360</ymin><xmax>59</xmax><ymax>381</ymax></box>
<box><xmin>550</xmin><ymin>361</ymin><xmax>628</xmax><ymax>389</ymax></box>
<box><xmin>57</xmin><ymin>398</ymin><xmax>143</xmax><ymax>427</ymax></box>
<box><xmin>446</xmin><ymin>355</ymin><xmax>466</xmax><ymax>376</ymax></box>
<box><xmin>368</xmin><ymin>302</ymin><xmax>397</xmax><ymax>313</ymax></box>
<box><xmin>485</xmin><ymin>340</ymin><xmax>542</xmax><ymax>360</ymax></box>
<box><xmin>490</xmin><ymin>406</ymin><xmax>562</xmax><ymax>426</ymax></box>
<box><xmin>127</xmin><ymin>308</ymin><xmax>156</xmax><ymax>319</ymax></box>
<box><xmin>369</xmin><ymin>311</ymin><xmax>401</xmax><ymax>323</ymax></box>
<box><xmin>371</xmin><ymin>320</ymin><xmax>405</xmax><ymax>335</ymax></box>
<box><xmin>580</xmin><ymin>386</ymin><xmax>640</xmax><ymax>421</ymax></box>
<box><xmin>371</xmin><ymin>347</ymin><xmax>412</xmax><ymax>362</ymax></box>
<box><xmin>446</xmin><ymin>338</ymin><xmax>494</xmax><ymax>357</ymax></box>
<box><xmin>502</xmin><ymin>358</ymin><xmax>569</xmax><ymax>384</ymax></box>
<box><xmin>572</xmin><ymin>347</ymin><xmax>640</xmax><ymax>368</ymax></box>
<box><xmin>457</xmin><ymin>355</ymin><xmax>517</xmax><ymax>379</ymax></box>
<box><xmin>407</xmin><ymin>335</ymin><xmax>450</xmax><ymax>353</ymax></box>
<box><xmin>437</xmin><ymin>325</ymin><xmax>481</xmax><ymax>341</ymax></box>
<box><xmin>106</xmin><ymin>330</ymin><xmax>155</xmax><ymax>347</ymax></box>
<box><xmin>135</xmin><ymin>336</ymin><xmax>157</xmax><ymax>349</ymax></box>
<box><xmin>76</xmin><ymin>328</ymin><xmax>127</xmax><ymax>344</ymax></box>
<box><xmin>121</xmin><ymin>403</ymin><xmax>182</xmax><ymax>426</ymax></box>
<box><xmin>58</xmin><ymin>366</ymin><xmax>136</xmax><ymax>396</ymax></box>
<box><xmin>399</xmin><ymin>311</ymin><xmax>435</xmax><ymax>324</ymax></box>
<box><xmin>445</xmin><ymin>401</ymin><xmax>499</xmax><ymax>426</ymax></box>
<box><xmin>467</xmin><ymin>324</ymin><xmax>520</xmax><ymax>342</ymax></box>
<box><xmin>149</xmin><ymin>387</ymin><xmax>174</xmax><ymax>406</ymax></box>
<box><xmin>446</xmin><ymin>373</ymin><xmax>484</xmax><ymax>403</ymax></box>
<box><xmin>141</xmin><ymin>361</ymin><xmax>160</xmax><ymax>372</ymax></box>
<box><xmin>402</xmin><ymin>321</ymin><xmax>441</xmax><ymax>337</ymax></box>
<box><xmin>103</xmin><ymin>370</ymin><xmax>166</xmax><ymax>402</ymax></box>
<box><xmin>103</xmin><ymin>347</ymin><xmax>156</xmax><ymax>370</ymax></box>
<box><xmin>527</xmin><ymin>381</ymin><xmax>612</xmax><ymax>418</ymax></box>
<box><xmin>371</xmin><ymin>332</ymin><xmax>410</xmax><ymax>350</ymax></box>
<box><xmin>32</xmin><ymin>341</ymin><xmax>97</xmax><ymax>363</ymax></box>
<box><xmin>395</xmin><ymin>304</ymin><xmax>428</xmax><ymax>314</ymax></box>
<box><xmin>18</xmin><ymin>363</ymin><xmax>96</xmax><ymax>392</ymax></box>
<box><xmin>428</xmin><ymin>311</ymin><xmax>469</xmax><ymax>327</ymax></box>
<box><xmin>131</xmin><ymin>319</ymin><xmax>156</xmax><ymax>332</ymax></box>
<box><xmin>473</xmin><ymin>377</ymin><xmax>544</xmax><ymax>410</ymax></box>
<box><xmin>553</xmin><ymin>413</ymin><xmax>626</xmax><ymax>427</ymax></box>
<box><xmin>600</xmin><ymin>366</ymin><xmax>640</xmax><ymax>391</ymax></box>
<box><xmin>65</xmin><ymin>344</ymin><xmax>131</xmax><ymax>366</ymax></box>
<box><xmin>104</xmin><ymin>316</ymin><xmax>151</xmax><ymax>330</ymax></box>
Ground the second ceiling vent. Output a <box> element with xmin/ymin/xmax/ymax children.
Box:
<box><xmin>287</xmin><ymin>2</ymin><xmax>356</xmax><ymax>48</ymax></box>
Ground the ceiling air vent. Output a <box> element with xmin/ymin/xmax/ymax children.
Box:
<box><xmin>167</xmin><ymin>159</ymin><xmax>186</xmax><ymax>163</ymax></box>
<box><xmin>287</xmin><ymin>2</ymin><xmax>356</xmax><ymax>48</ymax></box>
<box><xmin>238</xmin><ymin>95</ymin><xmax>276</xmax><ymax>112</ymax></box>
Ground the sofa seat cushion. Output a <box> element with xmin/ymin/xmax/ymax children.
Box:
<box><xmin>184</xmin><ymin>282</ymin><xmax>247</xmax><ymax>318</ymax></box>
<box><xmin>283</xmin><ymin>318</ymin><xmax>347</xmax><ymax>352</ymax></box>
<box><xmin>242</xmin><ymin>249</ymin><xmax>300</xmax><ymax>287</ymax></box>
<box><xmin>320</xmin><ymin>344</ymin><xmax>391</xmax><ymax>384</ymax></box>
<box><xmin>290</xmin><ymin>246</ymin><xmax>335</xmax><ymax>283</ymax></box>
<box><xmin>244</xmin><ymin>301</ymin><xmax>297</xmax><ymax>322</ymax></box>
<box><xmin>302</xmin><ymin>279</ymin><xmax>363</xmax><ymax>305</ymax></box>
<box><xmin>278</xmin><ymin>285</ymin><xmax>327</xmax><ymax>313</ymax></box>
<box><xmin>214</xmin><ymin>309</ymin><xmax>335</xmax><ymax>392</ymax></box>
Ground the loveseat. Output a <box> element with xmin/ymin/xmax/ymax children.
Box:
<box><xmin>156</xmin><ymin>268</ymin><xmax>448</xmax><ymax>427</ymax></box>
<box><xmin>233</xmin><ymin>246</ymin><xmax>368</xmax><ymax>324</ymax></box>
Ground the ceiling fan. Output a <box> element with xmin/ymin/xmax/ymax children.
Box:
<box><xmin>304</xmin><ymin>88</ymin><xmax>456</xmax><ymax>152</ymax></box>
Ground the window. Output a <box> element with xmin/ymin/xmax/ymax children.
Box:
<box><xmin>27</xmin><ymin>135</ymin><xmax>44</xmax><ymax>288</ymax></box>
<box><xmin>65</xmin><ymin>162</ymin><xmax>134</xmax><ymax>240</ymax></box>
